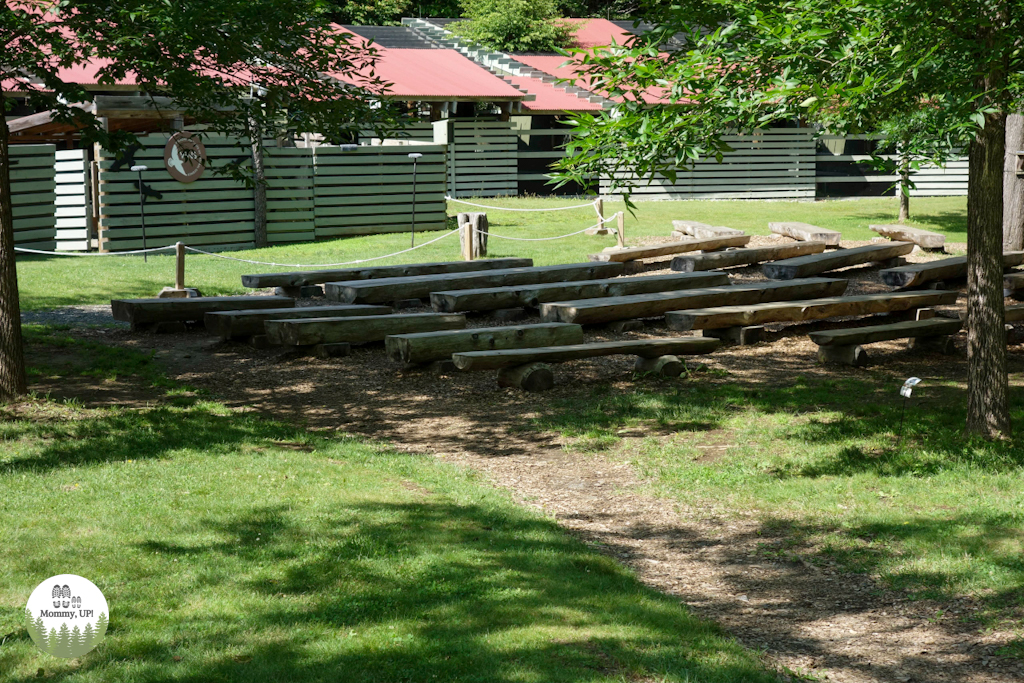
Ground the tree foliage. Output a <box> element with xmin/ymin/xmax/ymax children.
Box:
<box><xmin>452</xmin><ymin>0</ymin><xmax>574</xmax><ymax>52</ymax></box>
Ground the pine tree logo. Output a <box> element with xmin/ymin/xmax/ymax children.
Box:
<box><xmin>25</xmin><ymin>575</ymin><xmax>109</xmax><ymax>659</ymax></box>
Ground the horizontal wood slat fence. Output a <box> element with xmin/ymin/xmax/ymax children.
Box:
<box><xmin>10</xmin><ymin>144</ymin><xmax>57</xmax><ymax>250</ymax></box>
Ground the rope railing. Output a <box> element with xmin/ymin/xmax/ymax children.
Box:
<box><xmin>478</xmin><ymin>213</ymin><xmax>622</xmax><ymax>242</ymax></box>
<box><xmin>14</xmin><ymin>245</ymin><xmax>176</xmax><ymax>257</ymax></box>
<box><xmin>445</xmin><ymin>196</ymin><xmax>600</xmax><ymax>212</ymax></box>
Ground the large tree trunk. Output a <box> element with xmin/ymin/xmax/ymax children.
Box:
<box><xmin>1003</xmin><ymin>112</ymin><xmax>1024</xmax><ymax>249</ymax></box>
<box><xmin>249</xmin><ymin>122</ymin><xmax>268</xmax><ymax>249</ymax></box>
<box><xmin>898</xmin><ymin>149</ymin><xmax>910</xmax><ymax>223</ymax></box>
<box><xmin>966</xmin><ymin>112</ymin><xmax>1011</xmax><ymax>437</ymax></box>
<box><xmin>0</xmin><ymin>97</ymin><xmax>29</xmax><ymax>401</ymax></box>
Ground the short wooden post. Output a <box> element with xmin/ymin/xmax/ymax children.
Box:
<box><xmin>460</xmin><ymin>222</ymin><xmax>474</xmax><ymax>260</ymax></box>
<box><xmin>175</xmin><ymin>242</ymin><xmax>185</xmax><ymax>290</ymax></box>
<box><xmin>616</xmin><ymin>212</ymin><xmax>625</xmax><ymax>248</ymax></box>
<box><xmin>596</xmin><ymin>198</ymin><xmax>604</xmax><ymax>231</ymax></box>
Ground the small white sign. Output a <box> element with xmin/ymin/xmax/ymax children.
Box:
<box><xmin>900</xmin><ymin>377</ymin><xmax>922</xmax><ymax>398</ymax></box>
<box><xmin>25</xmin><ymin>574</ymin><xmax>109</xmax><ymax>658</ymax></box>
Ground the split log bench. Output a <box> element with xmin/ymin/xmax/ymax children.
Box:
<box><xmin>325</xmin><ymin>262</ymin><xmax>624</xmax><ymax>305</ymax></box>
<box><xmin>264</xmin><ymin>312</ymin><xmax>465</xmax><ymax>348</ymax></box>
<box><xmin>665</xmin><ymin>290</ymin><xmax>959</xmax><ymax>332</ymax></box>
<box><xmin>881</xmin><ymin>252</ymin><xmax>1024</xmax><ymax>288</ymax></box>
<box><xmin>205</xmin><ymin>305</ymin><xmax>392</xmax><ymax>340</ymax></box>
<box><xmin>385</xmin><ymin>323</ymin><xmax>584</xmax><ymax>365</ymax></box>
<box><xmin>240</xmin><ymin>258</ymin><xmax>532</xmax><ymax>294</ymax></box>
<box><xmin>589</xmin><ymin>235</ymin><xmax>750</xmax><ymax>263</ymax></box>
<box><xmin>869</xmin><ymin>224</ymin><xmax>946</xmax><ymax>251</ymax></box>
<box><xmin>111</xmin><ymin>296</ymin><xmax>294</xmax><ymax>332</ymax></box>
<box><xmin>452</xmin><ymin>337</ymin><xmax>722</xmax><ymax>391</ymax></box>
<box><xmin>671</xmin><ymin>221</ymin><xmax>745</xmax><ymax>240</ymax></box>
<box><xmin>769</xmin><ymin>222</ymin><xmax>842</xmax><ymax>246</ymax></box>
<box><xmin>671</xmin><ymin>241</ymin><xmax>826</xmax><ymax>272</ymax></box>
<box><xmin>762</xmin><ymin>242</ymin><xmax>914</xmax><ymax>280</ymax></box>
<box><xmin>429</xmin><ymin>271</ymin><xmax>730</xmax><ymax>313</ymax></box>
<box><xmin>810</xmin><ymin>318</ymin><xmax>963</xmax><ymax>366</ymax></box>
<box><xmin>539</xmin><ymin>277</ymin><xmax>848</xmax><ymax>325</ymax></box>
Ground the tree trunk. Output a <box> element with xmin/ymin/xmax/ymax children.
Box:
<box><xmin>1003</xmin><ymin>112</ymin><xmax>1024</xmax><ymax>249</ymax></box>
<box><xmin>0</xmin><ymin>96</ymin><xmax>29</xmax><ymax>401</ymax></box>
<box><xmin>966</xmin><ymin>112</ymin><xmax>1011</xmax><ymax>437</ymax></box>
<box><xmin>249</xmin><ymin>120</ymin><xmax>268</xmax><ymax>249</ymax></box>
<box><xmin>898</xmin><ymin>152</ymin><xmax>910</xmax><ymax>223</ymax></box>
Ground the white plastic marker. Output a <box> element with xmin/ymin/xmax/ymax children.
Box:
<box><xmin>900</xmin><ymin>376</ymin><xmax>922</xmax><ymax>398</ymax></box>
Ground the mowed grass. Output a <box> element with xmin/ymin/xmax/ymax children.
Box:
<box><xmin>533</xmin><ymin>369</ymin><xmax>1024</xmax><ymax>627</ymax></box>
<box><xmin>15</xmin><ymin>195</ymin><xmax>966</xmax><ymax>310</ymax></box>
<box><xmin>0</xmin><ymin>329</ymin><xmax>773</xmax><ymax>683</ymax></box>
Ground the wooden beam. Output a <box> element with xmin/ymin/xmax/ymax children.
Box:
<box><xmin>241</xmin><ymin>258</ymin><xmax>533</xmax><ymax>289</ymax></box>
<box><xmin>326</xmin><ymin>262</ymin><xmax>625</xmax><ymax>305</ymax></box>
<box><xmin>540</xmin><ymin>278</ymin><xmax>848</xmax><ymax>325</ymax></box>
<box><xmin>809</xmin><ymin>318</ymin><xmax>962</xmax><ymax>346</ymax></box>
<box><xmin>452</xmin><ymin>337</ymin><xmax>722</xmax><ymax>371</ymax></box>
<box><xmin>385</xmin><ymin>323</ymin><xmax>584</xmax><ymax>364</ymax></box>
<box><xmin>666</xmin><ymin>290</ymin><xmax>959</xmax><ymax>331</ymax></box>
<box><xmin>762</xmin><ymin>242</ymin><xmax>914</xmax><ymax>280</ymax></box>
<box><xmin>769</xmin><ymin>221</ymin><xmax>841</xmax><ymax>246</ymax></box>
<box><xmin>264</xmin><ymin>313</ymin><xmax>466</xmax><ymax>346</ymax></box>
<box><xmin>869</xmin><ymin>224</ymin><xmax>946</xmax><ymax>250</ymax></box>
<box><xmin>204</xmin><ymin>305</ymin><xmax>392</xmax><ymax>339</ymax></box>
<box><xmin>111</xmin><ymin>295</ymin><xmax>293</xmax><ymax>325</ymax></box>
<box><xmin>881</xmin><ymin>252</ymin><xmax>1024</xmax><ymax>288</ymax></box>
<box><xmin>671</xmin><ymin>241</ymin><xmax>826</xmax><ymax>272</ymax></box>
<box><xmin>670</xmin><ymin>221</ymin><xmax>745</xmax><ymax>240</ymax></box>
<box><xmin>429</xmin><ymin>272</ymin><xmax>730</xmax><ymax>313</ymax></box>
<box><xmin>589</xmin><ymin>235</ymin><xmax>750</xmax><ymax>262</ymax></box>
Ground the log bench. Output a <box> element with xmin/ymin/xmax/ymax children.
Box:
<box><xmin>810</xmin><ymin>318</ymin><xmax>962</xmax><ymax>366</ymax></box>
<box><xmin>769</xmin><ymin>222</ymin><xmax>841</xmax><ymax>246</ymax></box>
<box><xmin>670</xmin><ymin>241</ymin><xmax>826</xmax><ymax>272</ymax></box>
<box><xmin>665</xmin><ymin>290</ymin><xmax>959</xmax><ymax>331</ymax></box>
<box><xmin>385</xmin><ymin>323</ymin><xmax>584</xmax><ymax>365</ymax></box>
<box><xmin>588</xmin><ymin>235</ymin><xmax>751</xmax><ymax>262</ymax></box>
<box><xmin>539</xmin><ymin>277</ymin><xmax>848</xmax><ymax>325</ymax></box>
<box><xmin>762</xmin><ymin>242</ymin><xmax>914</xmax><ymax>280</ymax></box>
<box><xmin>452</xmin><ymin>337</ymin><xmax>722</xmax><ymax>391</ymax></box>
<box><xmin>429</xmin><ymin>271</ymin><xmax>729</xmax><ymax>313</ymax></box>
<box><xmin>869</xmin><ymin>224</ymin><xmax>946</xmax><ymax>250</ymax></box>
<box><xmin>881</xmin><ymin>252</ymin><xmax>1024</xmax><ymax>288</ymax></box>
<box><xmin>240</xmin><ymin>258</ymin><xmax>532</xmax><ymax>291</ymax></box>
<box><xmin>111</xmin><ymin>295</ymin><xmax>294</xmax><ymax>331</ymax></box>
<box><xmin>205</xmin><ymin>305</ymin><xmax>392</xmax><ymax>340</ymax></box>
<box><xmin>264</xmin><ymin>313</ymin><xmax>465</xmax><ymax>347</ymax></box>
<box><xmin>671</xmin><ymin>221</ymin><xmax>745</xmax><ymax>240</ymax></box>
<box><xmin>325</xmin><ymin>262</ymin><xmax>624</xmax><ymax>305</ymax></box>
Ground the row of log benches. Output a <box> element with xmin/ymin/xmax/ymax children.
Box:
<box><xmin>109</xmin><ymin>231</ymin><xmax>1024</xmax><ymax>389</ymax></box>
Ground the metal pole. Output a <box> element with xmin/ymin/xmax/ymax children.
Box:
<box><xmin>131</xmin><ymin>165</ymin><xmax>149</xmax><ymax>261</ymax></box>
<box><xmin>408</xmin><ymin>152</ymin><xmax>422</xmax><ymax>248</ymax></box>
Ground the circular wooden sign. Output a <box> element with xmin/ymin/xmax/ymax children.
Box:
<box><xmin>163</xmin><ymin>132</ymin><xmax>206</xmax><ymax>183</ymax></box>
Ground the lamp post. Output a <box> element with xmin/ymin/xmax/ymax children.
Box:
<box><xmin>408</xmin><ymin>152</ymin><xmax>422</xmax><ymax>247</ymax></box>
<box><xmin>130</xmin><ymin>165</ymin><xmax>149</xmax><ymax>261</ymax></box>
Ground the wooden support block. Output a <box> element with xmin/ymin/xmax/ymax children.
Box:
<box><xmin>671</xmin><ymin>241</ymin><xmax>826</xmax><ymax>272</ymax></box>
<box><xmin>112</xmin><ymin>295</ymin><xmax>294</xmax><ymax>325</ymax></box>
<box><xmin>430</xmin><ymin>359</ymin><xmax>457</xmax><ymax>373</ymax></box>
<box><xmin>818</xmin><ymin>344</ymin><xmax>868</xmax><ymax>366</ymax></box>
<box><xmin>882</xmin><ymin>252</ymin><xmax>1024</xmax><ymax>288</ymax></box>
<box><xmin>393</xmin><ymin>298</ymin><xmax>424</xmax><ymax>311</ymax></box>
<box><xmin>458</xmin><ymin>212</ymin><xmax>488</xmax><ymax>259</ymax></box>
<box><xmin>916</xmin><ymin>308</ymin><xmax>936</xmax><ymax>321</ymax></box>
<box><xmin>762</xmin><ymin>242</ymin><xmax>914</xmax><ymax>280</ymax></box>
<box><xmin>907</xmin><ymin>335</ymin><xmax>955</xmax><ymax>354</ymax></box>
<box><xmin>608</xmin><ymin>319</ymin><xmax>644</xmax><ymax>333</ymax></box>
<box><xmin>249</xmin><ymin>334</ymin><xmax>271</xmax><ymax>349</ymax></box>
<box><xmin>1004</xmin><ymin>271</ymin><xmax>1024</xmax><ymax>296</ymax></box>
<box><xmin>266</xmin><ymin>313</ymin><xmax>466</xmax><ymax>346</ymax></box>
<box><xmin>870</xmin><ymin>224</ymin><xmax>946</xmax><ymax>250</ymax></box>
<box><xmin>589</xmin><ymin>235</ymin><xmax>750</xmax><ymax>263</ymax></box>
<box><xmin>385</xmin><ymin>323</ymin><xmax>583</xmax><ymax>365</ymax></box>
<box><xmin>275</xmin><ymin>286</ymin><xmax>302</xmax><ymax>298</ymax></box>
<box><xmin>702</xmin><ymin>325</ymin><xmax>764</xmax><ymax>346</ymax></box>
<box><xmin>497</xmin><ymin>363</ymin><xmax>555</xmax><ymax>392</ymax></box>
<box><xmin>634</xmin><ymin>354</ymin><xmax>684</xmax><ymax>377</ymax></box>
<box><xmin>315</xmin><ymin>342</ymin><xmax>351</xmax><ymax>359</ymax></box>
<box><xmin>205</xmin><ymin>305</ymin><xmax>392</xmax><ymax>339</ymax></box>
<box><xmin>769</xmin><ymin>221</ymin><xmax>842</xmax><ymax>246</ymax></box>
<box><xmin>493</xmin><ymin>308</ymin><xmax>528</xmax><ymax>323</ymax></box>
<box><xmin>241</xmin><ymin>258</ymin><xmax>532</xmax><ymax>289</ymax></box>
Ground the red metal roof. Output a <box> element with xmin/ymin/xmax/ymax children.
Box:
<box><xmin>505</xmin><ymin>74</ymin><xmax>601</xmax><ymax>112</ymax></box>
<box><xmin>562</xmin><ymin>18</ymin><xmax>637</xmax><ymax>49</ymax></box>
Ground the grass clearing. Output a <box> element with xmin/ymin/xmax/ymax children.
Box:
<box><xmin>16</xmin><ymin>196</ymin><xmax>966</xmax><ymax>310</ymax></box>
<box><xmin>533</xmin><ymin>369</ymin><xmax>1024</xmax><ymax>627</ymax></box>
<box><xmin>0</xmin><ymin>329</ymin><xmax>774</xmax><ymax>683</ymax></box>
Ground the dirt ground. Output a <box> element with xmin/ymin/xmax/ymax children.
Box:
<box><xmin>29</xmin><ymin>237</ymin><xmax>1024</xmax><ymax>683</ymax></box>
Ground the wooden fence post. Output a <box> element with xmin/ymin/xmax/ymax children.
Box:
<box><xmin>596</xmin><ymin>198</ymin><xmax>604</xmax><ymax>231</ymax></box>
<box><xmin>617</xmin><ymin>212</ymin><xmax>625</xmax><ymax>248</ymax></box>
<box><xmin>175</xmin><ymin>242</ymin><xmax>185</xmax><ymax>290</ymax></box>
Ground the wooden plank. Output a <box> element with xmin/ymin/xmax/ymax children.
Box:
<box><xmin>666</xmin><ymin>291</ymin><xmax>960</xmax><ymax>330</ymax></box>
<box><xmin>589</xmin><ymin>235</ymin><xmax>751</xmax><ymax>262</ymax></box>
<box><xmin>769</xmin><ymin>222</ymin><xmax>842</xmax><ymax>246</ymax></box>
<box><xmin>670</xmin><ymin>221</ymin><xmax>746</xmax><ymax>239</ymax></box>
<box><xmin>671</xmin><ymin>242</ymin><xmax>827</xmax><ymax>272</ymax></box>
<box><xmin>241</xmin><ymin>258</ymin><xmax>533</xmax><ymax>289</ymax></box>
<box><xmin>1006</xmin><ymin>304</ymin><xmax>1024</xmax><ymax>323</ymax></box>
<box><xmin>540</xmin><ymin>278</ymin><xmax>849</xmax><ymax>325</ymax></box>
<box><xmin>385</xmin><ymin>323</ymin><xmax>585</xmax><ymax>364</ymax></box>
<box><xmin>452</xmin><ymin>337</ymin><xmax>722</xmax><ymax>371</ymax></box>
<box><xmin>869</xmin><ymin>224</ymin><xmax>946</xmax><ymax>250</ymax></box>
<box><xmin>882</xmin><ymin>252</ymin><xmax>1024</xmax><ymax>288</ymax></box>
<box><xmin>204</xmin><ymin>305</ymin><xmax>392</xmax><ymax>339</ymax></box>
<box><xmin>111</xmin><ymin>296</ymin><xmax>293</xmax><ymax>325</ymax></box>
<box><xmin>326</xmin><ymin>263</ymin><xmax>626</xmax><ymax>305</ymax></box>
<box><xmin>809</xmin><ymin>318</ymin><xmax>962</xmax><ymax>346</ymax></box>
<box><xmin>430</xmin><ymin>272</ymin><xmax>730</xmax><ymax>313</ymax></box>
<box><xmin>762</xmin><ymin>242</ymin><xmax>915</xmax><ymax>280</ymax></box>
<box><xmin>264</xmin><ymin>313</ymin><xmax>466</xmax><ymax>346</ymax></box>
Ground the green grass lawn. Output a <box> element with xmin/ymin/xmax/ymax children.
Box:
<box><xmin>532</xmin><ymin>369</ymin><xmax>1024</xmax><ymax>629</ymax></box>
<box><xmin>0</xmin><ymin>328</ymin><xmax>774</xmax><ymax>683</ymax></box>
<box><xmin>15</xmin><ymin>196</ymin><xmax>966</xmax><ymax>310</ymax></box>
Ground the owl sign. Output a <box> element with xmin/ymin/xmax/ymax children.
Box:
<box><xmin>163</xmin><ymin>132</ymin><xmax>206</xmax><ymax>183</ymax></box>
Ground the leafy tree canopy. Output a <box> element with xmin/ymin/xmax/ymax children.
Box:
<box><xmin>452</xmin><ymin>0</ymin><xmax>574</xmax><ymax>52</ymax></box>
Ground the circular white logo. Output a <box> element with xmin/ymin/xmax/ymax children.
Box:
<box><xmin>24</xmin><ymin>575</ymin><xmax>109</xmax><ymax>658</ymax></box>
